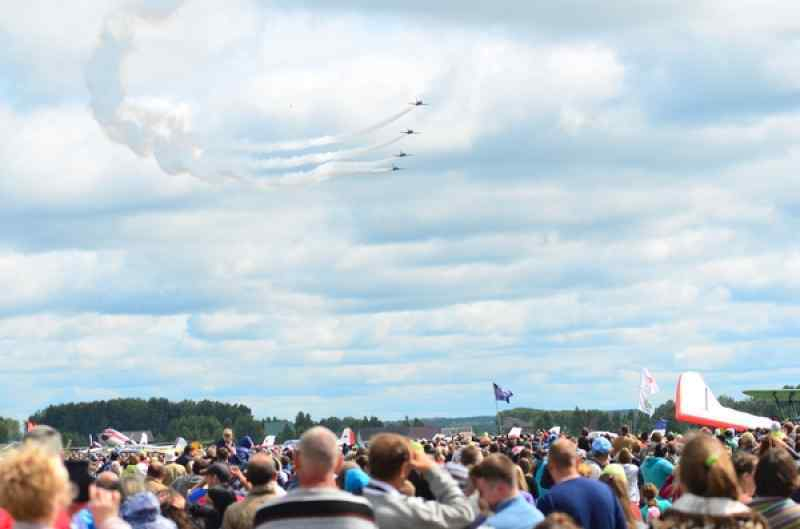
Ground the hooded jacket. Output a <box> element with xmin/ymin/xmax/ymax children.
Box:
<box><xmin>121</xmin><ymin>493</ymin><xmax>177</xmax><ymax>529</ymax></box>
<box><xmin>641</xmin><ymin>456</ymin><xmax>674</xmax><ymax>490</ymax></box>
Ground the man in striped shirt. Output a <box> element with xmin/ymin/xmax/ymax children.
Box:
<box><xmin>750</xmin><ymin>448</ymin><xmax>800</xmax><ymax>529</ymax></box>
<box><xmin>254</xmin><ymin>427</ymin><xmax>377</xmax><ymax>529</ymax></box>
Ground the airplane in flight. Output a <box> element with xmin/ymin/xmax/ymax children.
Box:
<box><xmin>391</xmin><ymin>164</ymin><xmax>403</xmax><ymax>171</ymax></box>
<box><xmin>409</xmin><ymin>99</ymin><xmax>428</xmax><ymax>106</ymax></box>
<box><xmin>401</xmin><ymin>129</ymin><xmax>419</xmax><ymax>135</ymax></box>
<box><xmin>395</xmin><ymin>151</ymin><xmax>412</xmax><ymax>157</ymax></box>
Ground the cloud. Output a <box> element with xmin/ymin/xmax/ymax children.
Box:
<box><xmin>0</xmin><ymin>1</ymin><xmax>799</xmax><ymax>423</ymax></box>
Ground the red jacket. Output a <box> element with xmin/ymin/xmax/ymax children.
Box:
<box><xmin>0</xmin><ymin>507</ymin><xmax>74</xmax><ymax>529</ymax></box>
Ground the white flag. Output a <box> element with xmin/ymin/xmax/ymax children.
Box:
<box><xmin>640</xmin><ymin>368</ymin><xmax>659</xmax><ymax>395</ymax></box>
<box><xmin>639</xmin><ymin>392</ymin><xmax>655</xmax><ymax>417</ymax></box>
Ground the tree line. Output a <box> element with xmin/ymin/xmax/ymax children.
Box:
<box><xmin>25</xmin><ymin>399</ymin><xmax>391</xmax><ymax>446</ymax></box>
<box><xmin>15</xmin><ymin>392</ymin><xmax>786</xmax><ymax>447</ymax></box>
<box><xmin>0</xmin><ymin>417</ymin><xmax>21</xmax><ymax>443</ymax></box>
<box><xmin>30</xmin><ymin>398</ymin><xmax>264</xmax><ymax>446</ymax></box>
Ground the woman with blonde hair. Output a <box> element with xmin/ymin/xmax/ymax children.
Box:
<box><xmin>654</xmin><ymin>434</ymin><xmax>767</xmax><ymax>529</ymax></box>
<box><xmin>599</xmin><ymin>468</ymin><xmax>643</xmax><ymax>529</ymax></box>
<box><xmin>513</xmin><ymin>465</ymin><xmax>535</xmax><ymax>504</ymax></box>
<box><xmin>0</xmin><ymin>446</ymin><xmax>72</xmax><ymax>528</ymax></box>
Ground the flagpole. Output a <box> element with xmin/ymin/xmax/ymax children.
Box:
<box><xmin>495</xmin><ymin>394</ymin><xmax>500</xmax><ymax>435</ymax></box>
<box><xmin>634</xmin><ymin>369</ymin><xmax>639</xmax><ymax>434</ymax></box>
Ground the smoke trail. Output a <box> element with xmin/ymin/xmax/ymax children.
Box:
<box><xmin>234</xmin><ymin>107</ymin><xmax>414</xmax><ymax>154</ymax></box>
<box><xmin>246</xmin><ymin>135</ymin><xmax>406</xmax><ymax>171</ymax></box>
<box><xmin>244</xmin><ymin>158</ymin><xmax>397</xmax><ymax>189</ymax></box>
<box><xmin>87</xmin><ymin>1</ymin><xmax>415</xmax><ymax>189</ymax></box>
<box><xmin>85</xmin><ymin>1</ymin><xmax>236</xmax><ymax>181</ymax></box>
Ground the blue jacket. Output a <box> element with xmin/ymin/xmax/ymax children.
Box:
<box><xmin>483</xmin><ymin>494</ymin><xmax>544</xmax><ymax>529</ymax></box>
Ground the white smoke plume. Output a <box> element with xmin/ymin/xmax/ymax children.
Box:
<box><xmin>233</xmin><ymin>108</ymin><xmax>414</xmax><ymax>155</ymax></box>
<box><xmin>87</xmin><ymin>1</ymin><xmax>417</xmax><ymax>186</ymax></box>
<box><xmin>245</xmin><ymin>135</ymin><xmax>406</xmax><ymax>172</ymax></box>
<box><xmin>244</xmin><ymin>159</ymin><xmax>397</xmax><ymax>190</ymax></box>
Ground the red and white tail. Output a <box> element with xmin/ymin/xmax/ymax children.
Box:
<box><xmin>101</xmin><ymin>428</ymin><xmax>133</xmax><ymax>446</ymax></box>
<box><xmin>339</xmin><ymin>428</ymin><xmax>356</xmax><ymax>447</ymax></box>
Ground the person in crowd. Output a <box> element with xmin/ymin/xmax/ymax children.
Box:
<box><xmin>176</xmin><ymin>446</ymin><xmax>195</xmax><ymax>468</ymax></box>
<box><xmin>733</xmin><ymin>452</ymin><xmax>758</xmax><ymax>503</ymax></box>
<box><xmin>74</xmin><ymin>472</ymin><xmax>122</xmax><ymax>529</ymax></box>
<box><xmin>469</xmin><ymin>454</ymin><xmax>544</xmax><ymax>529</ymax></box>
<box><xmin>164</xmin><ymin>456</ymin><xmax>188</xmax><ymax>488</ymax></box>
<box><xmin>217</xmin><ymin>430</ymin><xmax>235</xmax><ymax>451</ymax></box>
<box><xmin>188</xmin><ymin>488</ymin><xmax>236</xmax><ymax>529</ymax></box>
<box><xmin>157</xmin><ymin>490</ymin><xmax>197</xmax><ymax>529</ymax></box>
<box><xmin>188</xmin><ymin>464</ymin><xmax>232</xmax><ymax>505</ymax></box>
<box><xmin>640</xmin><ymin>483</ymin><xmax>670</xmax><ymax>522</ymax></box>
<box><xmin>655</xmin><ymin>434</ymin><xmax>767</xmax><ymax>529</ymax></box>
<box><xmin>612</xmin><ymin>426</ymin><xmax>638</xmax><ymax>457</ymax></box>
<box><xmin>223</xmin><ymin>454</ymin><xmax>281</xmax><ymax>529</ymax></box>
<box><xmin>536</xmin><ymin>439</ymin><xmax>627</xmax><ymax>529</ymax></box>
<box><xmin>598</xmin><ymin>467</ymin><xmax>642</xmax><ymax>529</ymax></box>
<box><xmin>343</xmin><ymin>466</ymin><xmax>372</xmax><ymax>496</ymax></box>
<box><xmin>586</xmin><ymin>437</ymin><xmax>612</xmax><ymax>479</ymax></box>
<box><xmin>362</xmin><ymin>433</ymin><xmax>474</xmax><ymax>529</ymax></box>
<box><xmin>738</xmin><ymin>433</ymin><xmax>757</xmax><ymax>454</ymax></box>
<box><xmin>253</xmin><ymin>426</ymin><xmax>378</xmax><ymax>529</ymax></box>
<box><xmin>447</xmin><ymin>444</ymin><xmax>483</xmax><ymax>493</ymax></box>
<box><xmin>578</xmin><ymin>429</ymin><xmax>591</xmax><ymax>453</ymax></box>
<box><xmin>172</xmin><ymin>459</ymin><xmax>208</xmax><ymax>499</ymax></box>
<box><xmin>120</xmin><ymin>486</ymin><xmax>176</xmax><ymax>529</ymax></box>
<box><xmin>0</xmin><ymin>446</ymin><xmax>73</xmax><ymax>529</ymax></box>
<box><xmin>512</xmin><ymin>465</ymin><xmax>535</xmax><ymax>505</ymax></box>
<box><xmin>535</xmin><ymin>513</ymin><xmax>581</xmax><ymax>529</ymax></box>
<box><xmin>146</xmin><ymin>463</ymin><xmax>169</xmax><ymax>495</ymax></box>
<box><xmin>517</xmin><ymin>458</ymin><xmax>540</xmax><ymax>500</ymax></box>
<box><xmin>782</xmin><ymin>423</ymin><xmax>796</xmax><ymax>450</ymax></box>
<box><xmin>617</xmin><ymin>449</ymin><xmax>640</xmax><ymax>506</ymax></box>
<box><xmin>641</xmin><ymin>443</ymin><xmax>674</xmax><ymax>490</ymax></box>
<box><xmin>749</xmin><ymin>448</ymin><xmax>800</xmax><ymax>529</ymax></box>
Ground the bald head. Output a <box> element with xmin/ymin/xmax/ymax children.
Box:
<box><xmin>548</xmin><ymin>439</ymin><xmax>578</xmax><ymax>483</ymax></box>
<box><xmin>95</xmin><ymin>471</ymin><xmax>120</xmax><ymax>490</ymax></box>
<box><xmin>296</xmin><ymin>427</ymin><xmax>342</xmax><ymax>487</ymax></box>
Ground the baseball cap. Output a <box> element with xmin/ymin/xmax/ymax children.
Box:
<box><xmin>591</xmin><ymin>436</ymin><xmax>612</xmax><ymax>455</ymax></box>
<box><xmin>770</xmin><ymin>421</ymin><xmax>785</xmax><ymax>440</ymax></box>
<box><xmin>601</xmin><ymin>463</ymin><xmax>627</xmax><ymax>484</ymax></box>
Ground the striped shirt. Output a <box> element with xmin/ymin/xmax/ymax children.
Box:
<box><xmin>253</xmin><ymin>487</ymin><xmax>377</xmax><ymax>529</ymax></box>
<box><xmin>750</xmin><ymin>497</ymin><xmax>800</xmax><ymax>529</ymax></box>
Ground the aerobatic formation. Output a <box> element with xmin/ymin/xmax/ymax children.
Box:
<box><xmin>86</xmin><ymin>0</ymin><xmax>426</xmax><ymax>189</ymax></box>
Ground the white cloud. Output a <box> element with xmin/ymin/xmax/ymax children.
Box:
<box><xmin>1</xmin><ymin>0</ymin><xmax>800</xmax><ymax>422</ymax></box>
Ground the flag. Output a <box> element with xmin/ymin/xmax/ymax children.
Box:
<box><xmin>639</xmin><ymin>392</ymin><xmax>655</xmax><ymax>417</ymax></box>
<box><xmin>339</xmin><ymin>428</ymin><xmax>356</xmax><ymax>447</ymax></box>
<box><xmin>638</xmin><ymin>368</ymin><xmax>658</xmax><ymax>417</ymax></box>
<box><xmin>654</xmin><ymin>419</ymin><xmax>668</xmax><ymax>431</ymax></box>
<box><xmin>640</xmin><ymin>368</ymin><xmax>659</xmax><ymax>395</ymax></box>
<box><xmin>493</xmin><ymin>383</ymin><xmax>513</xmax><ymax>403</ymax></box>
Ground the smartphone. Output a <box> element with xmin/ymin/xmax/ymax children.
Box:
<box><xmin>65</xmin><ymin>460</ymin><xmax>92</xmax><ymax>503</ymax></box>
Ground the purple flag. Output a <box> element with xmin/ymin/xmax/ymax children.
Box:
<box><xmin>493</xmin><ymin>383</ymin><xmax>513</xmax><ymax>403</ymax></box>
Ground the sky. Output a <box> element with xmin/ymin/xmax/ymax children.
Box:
<box><xmin>2</xmin><ymin>0</ymin><xmax>800</xmax><ymax>423</ymax></box>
